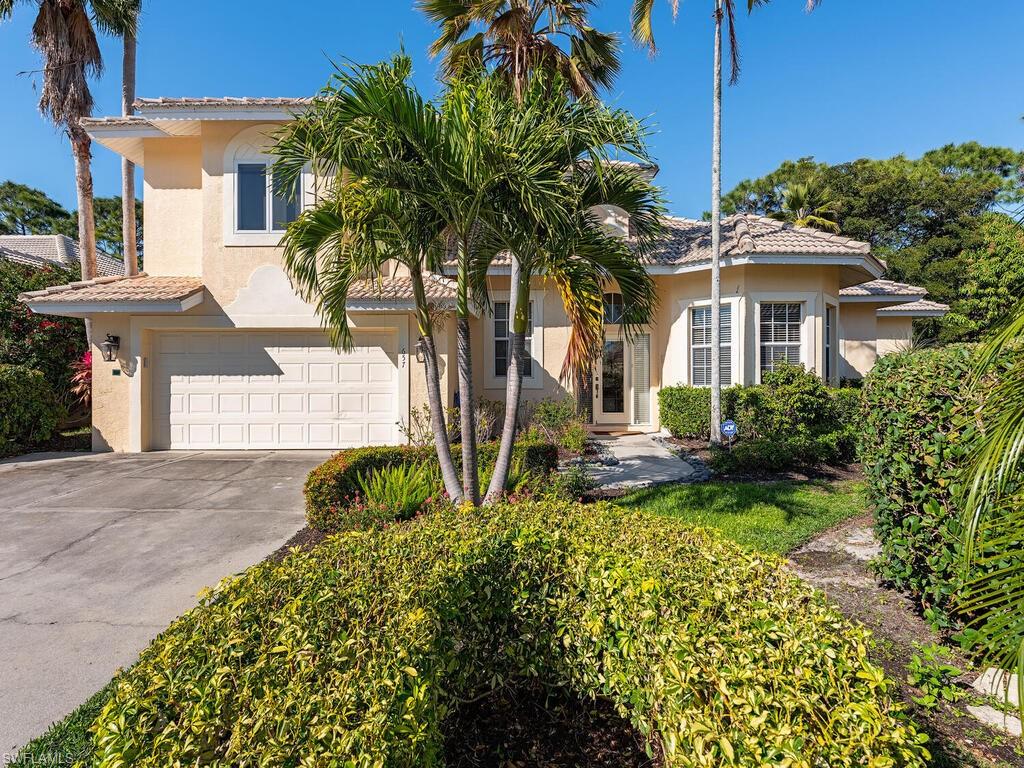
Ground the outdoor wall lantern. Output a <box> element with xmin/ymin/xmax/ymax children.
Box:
<box><xmin>100</xmin><ymin>334</ymin><xmax>120</xmax><ymax>363</ymax></box>
<box><xmin>414</xmin><ymin>336</ymin><xmax>427</xmax><ymax>364</ymax></box>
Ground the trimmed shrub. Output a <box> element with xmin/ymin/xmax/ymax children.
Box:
<box><xmin>88</xmin><ymin>500</ymin><xmax>928</xmax><ymax>767</ymax></box>
<box><xmin>657</xmin><ymin>385</ymin><xmax>740</xmax><ymax>440</ymax></box>
<box><xmin>860</xmin><ymin>347</ymin><xmax>981</xmax><ymax>625</ymax></box>
<box><xmin>305</xmin><ymin>439</ymin><xmax>559</xmax><ymax>532</ymax></box>
<box><xmin>710</xmin><ymin>365</ymin><xmax>857</xmax><ymax>472</ymax></box>
<box><xmin>0</xmin><ymin>261</ymin><xmax>87</xmax><ymax>400</ymax></box>
<box><xmin>0</xmin><ymin>364</ymin><xmax>65</xmax><ymax>454</ymax></box>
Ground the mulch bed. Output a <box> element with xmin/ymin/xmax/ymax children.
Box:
<box><xmin>443</xmin><ymin>681</ymin><xmax>662</xmax><ymax>768</ymax></box>
<box><xmin>663</xmin><ymin>436</ymin><xmax>864</xmax><ymax>483</ymax></box>
<box><xmin>267</xmin><ymin>526</ymin><xmax>327</xmax><ymax>562</ymax></box>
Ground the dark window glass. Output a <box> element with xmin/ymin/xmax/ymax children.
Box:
<box><xmin>272</xmin><ymin>173</ymin><xmax>301</xmax><ymax>230</ymax></box>
<box><xmin>238</xmin><ymin>163</ymin><xmax>267</xmax><ymax>231</ymax></box>
<box><xmin>603</xmin><ymin>292</ymin><xmax>623</xmax><ymax>324</ymax></box>
<box><xmin>601</xmin><ymin>339</ymin><xmax>625</xmax><ymax>414</ymax></box>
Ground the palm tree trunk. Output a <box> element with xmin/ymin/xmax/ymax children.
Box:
<box><xmin>409</xmin><ymin>269</ymin><xmax>463</xmax><ymax>503</ymax></box>
<box><xmin>484</xmin><ymin>255</ymin><xmax>527</xmax><ymax>504</ymax></box>
<box><xmin>457</xmin><ymin>246</ymin><xmax>480</xmax><ymax>505</ymax></box>
<box><xmin>709</xmin><ymin>0</ymin><xmax>724</xmax><ymax>446</ymax></box>
<box><xmin>70</xmin><ymin>122</ymin><xmax>98</xmax><ymax>344</ymax></box>
<box><xmin>121</xmin><ymin>29</ymin><xmax>139</xmax><ymax>277</ymax></box>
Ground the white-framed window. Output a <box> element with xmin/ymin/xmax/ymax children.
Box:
<box><xmin>691</xmin><ymin>305</ymin><xmax>732</xmax><ymax>387</ymax></box>
<box><xmin>494</xmin><ymin>300</ymin><xmax>534</xmax><ymax>378</ymax></box>
<box><xmin>223</xmin><ymin>124</ymin><xmax>310</xmax><ymax>247</ymax></box>
<box><xmin>236</xmin><ymin>162</ymin><xmax>301</xmax><ymax>233</ymax></box>
<box><xmin>759</xmin><ymin>302</ymin><xmax>802</xmax><ymax>374</ymax></box>
<box><xmin>603</xmin><ymin>292</ymin><xmax>623</xmax><ymax>324</ymax></box>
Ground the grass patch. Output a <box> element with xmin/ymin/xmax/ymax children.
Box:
<box><xmin>616</xmin><ymin>480</ymin><xmax>866</xmax><ymax>554</ymax></box>
<box><xmin>9</xmin><ymin>678</ymin><xmax>115</xmax><ymax>767</ymax></box>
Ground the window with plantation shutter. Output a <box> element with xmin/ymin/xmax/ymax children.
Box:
<box><xmin>759</xmin><ymin>302</ymin><xmax>802</xmax><ymax>376</ymax></box>
<box><xmin>493</xmin><ymin>300</ymin><xmax>533</xmax><ymax>378</ymax></box>
<box><xmin>632</xmin><ymin>333</ymin><xmax>650</xmax><ymax>424</ymax></box>
<box><xmin>690</xmin><ymin>305</ymin><xmax>732</xmax><ymax>387</ymax></box>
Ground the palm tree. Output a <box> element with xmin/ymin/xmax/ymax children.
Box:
<box><xmin>769</xmin><ymin>179</ymin><xmax>840</xmax><ymax>232</ymax></box>
<box><xmin>1</xmin><ymin>0</ymin><xmax>137</xmax><ymax>337</ymax></box>
<box><xmin>274</xmin><ymin>58</ymin><xmax>522</xmax><ymax>504</ymax></box>
<box><xmin>424</xmin><ymin>1</ymin><xmax>647</xmax><ymax>500</ymax></box>
<box><xmin>120</xmin><ymin>0</ymin><xmax>140</xmax><ymax>276</ymax></box>
<box><xmin>959</xmin><ymin>308</ymin><xmax>1024</xmax><ymax>715</ymax></box>
<box><xmin>482</xmin><ymin>159</ymin><xmax>662</xmax><ymax>502</ymax></box>
<box><xmin>419</xmin><ymin>0</ymin><xmax>621</xmax><ymax>101</ymax></box>
<box><xmin>278</xmin><ymin>177</ymin><xmax>466</xmax><ymax>503</ymax></box>
<box><xmin>630</xmin><ymin>0</ymin><xmax>821</xmax><ymax>443</ymax></box>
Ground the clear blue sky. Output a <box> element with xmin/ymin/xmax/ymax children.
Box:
<box><xmin>1</xmin><ymin>0</ymin><xmax>1021</xmax><ymax>218</ymax></box>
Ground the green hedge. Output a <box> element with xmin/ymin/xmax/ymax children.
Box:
<box><xmin>87</xmin><ymin>500</ymin><xmax>927</xmax><ymax>766</ymax></box>
<box><xmin>657</xmin><ymin>385</ymin><xmax>740</xmax><ymax>440</ymax></box>
<box><xmin>860</xmin><ymin>347</ymin><xmax>981</xmax><ymax>626</ymax></box>
<box><xmin>0</xmin><ymin>364</ymin><xmax>65</xmax><ymax>455</ymax></box>
<box><xmin>662</xmin><ymin>367</ymin><xmax>860</xmax><ymax>472</ymax></box>
<box><xmin>305</xmin><ymin>439</ymin><xmax>559</xmax><ymax>532</ymax></box>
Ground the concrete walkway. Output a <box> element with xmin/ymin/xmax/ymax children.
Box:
<box><xmin>587</xmin><ymin>433</ymin><xmax>696</xmax><ymax>490</ymax></box>
<box><xmin>0</xmin><ymin>450</ymin><xmax>329</xmax><ymax>755</ymax></box>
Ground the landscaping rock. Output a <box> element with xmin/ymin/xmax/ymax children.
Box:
<box><xmin>966</xmin><ymin>704</ymin><xmax>1023</xmax><ymax>738</ymax></box>
<box><xmin>972</xmin><ymin>668</ymin><xmax>1020</xmax><ymax>708</ymax></box>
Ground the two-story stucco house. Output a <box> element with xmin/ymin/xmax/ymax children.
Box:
<box><xmin>19</xmin><ymin>97</ymin><xmax>948</xmax><ymax>452</ymax></box>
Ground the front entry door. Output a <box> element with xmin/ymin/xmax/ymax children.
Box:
<box><xmin>593</xmin><ymin>336</ymin><xmax>627</xmax><ymax>424</ymax></box>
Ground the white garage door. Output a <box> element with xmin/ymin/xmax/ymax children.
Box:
<box><xmin>152</xmin><ymin>330</ymin><xmax>401</xmax><ymax>450</ymax></box>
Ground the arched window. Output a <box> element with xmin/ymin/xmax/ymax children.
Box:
<box><xmin>223</xmin><ymin>125</ymin><xmax>308</xmax><ymax>246</ymax></box>
<box><xmin>603</xmin><ymin>292</ymin><xmax>623</xmax><ymax>324</ymax></box>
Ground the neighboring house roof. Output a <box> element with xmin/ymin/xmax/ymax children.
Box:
<box><xmin>0</xmin><ymin>234</ymin><xmax>122</xmax><ymax>277</ymax></box>
<box><xmin>840</xmin><ymin>279</ymin><xmax>927</xmax><ymax>299</ymax></box>
<box><xmin>876</xmin><ymin>299</ymin><xmax>950</xmax><ymax>317</ymax></box>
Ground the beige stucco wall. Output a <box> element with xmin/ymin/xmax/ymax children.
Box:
<box><xmin>877</xmin><ymin>316</ymin><xmax>914</xmax><ymax>358</ymax></box>
<box><xmin>839</xmin><ymin>303</ymin><xmax>878</xmax><ymax>379</ymax></box>
<box><xmin>89</xmin><ymin>315</ymin><xmax>132</xmax><ymax>452</ymax></box>
<box><xmin>142</xmin><ymin>137</ymin><xmax>203</xmax><ymax>277</ymax></box>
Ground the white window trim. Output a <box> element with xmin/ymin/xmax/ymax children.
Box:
<box><xmin>484</xmin><ymin>290</ymin><xmax>545</xmax><ymax>390</ymax></box>
<box><xmin>677</xmin><ymin>296</ymin><xmax>741</xmax><ymax>388</ymax></box>
<box><xmin>751</xmin><ymin>291</ymin><xmax>818</xmax><ymax>383</ymax></box>
<box><xmin>222</xmin><ymin>124</ymin><xmax>313</xmax><ymax>247</ymax></box>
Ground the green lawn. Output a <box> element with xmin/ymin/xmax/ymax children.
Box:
<box><xmin>10</xmin><ymin>678</ymin><xmax>116</xmax><ymax>767</ymax></box>
<box><xmin>616</xmin><ymin>480</ymin><xmax>867</xmax><ymax>555</ymax></box>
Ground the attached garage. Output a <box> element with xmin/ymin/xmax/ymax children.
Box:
<box><xmin>152</xmin><ymin>330</ymin><xmax>401</xmax><ymax>450</ymax></box>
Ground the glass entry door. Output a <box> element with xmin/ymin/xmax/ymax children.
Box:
<box><xmin>594</xmin><ymin>338</ymin><xmax>626</xmax><ymax>423</ymax></box>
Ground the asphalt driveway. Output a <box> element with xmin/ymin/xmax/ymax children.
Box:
<box><xmin>0</xmin><ymin>450</ymin><xmax>331</xmax><ymax>756</ymax></box>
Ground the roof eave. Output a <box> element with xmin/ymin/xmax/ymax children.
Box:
<box><xmin>840</xmin><ymin>292</ymin><xmax>928</xmax><ymax>303</ymax></box>
<box><xmin>877</xmin><ymin>308</ymin><xmax>949</xmax><ymax>318</ymax></box>
<box><xmin>22</xmin><ymin>289</ymin><xmax>205</xmax><ymax>319</ymax></box>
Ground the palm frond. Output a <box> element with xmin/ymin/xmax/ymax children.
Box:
<box><xmin>959</xmin><ymin>306</ymin><xmax>1024</xmax><ymax>716</ymax></box>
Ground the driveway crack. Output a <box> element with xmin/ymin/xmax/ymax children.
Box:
<box><xmin>0</xmin><ymin>510</ymin><xmax>139</xmax><ymax>583</ymax></box>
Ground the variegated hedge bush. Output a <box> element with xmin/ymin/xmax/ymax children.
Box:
<box><xmin>86</xmin><ymin>501</ymin><xmax>928</xmax><ymax>767</ymax></box>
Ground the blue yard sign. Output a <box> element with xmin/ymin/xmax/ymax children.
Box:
<box><xmin>721</xmin><ymin>420</ymin><xmax>738</xmax><ymax>439</ymax></box>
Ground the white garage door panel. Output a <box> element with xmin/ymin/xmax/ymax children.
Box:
<box><xmin>153</xmin><ymin>331</ymin><xmax>401</xmax><ymax>449</ymax></box>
